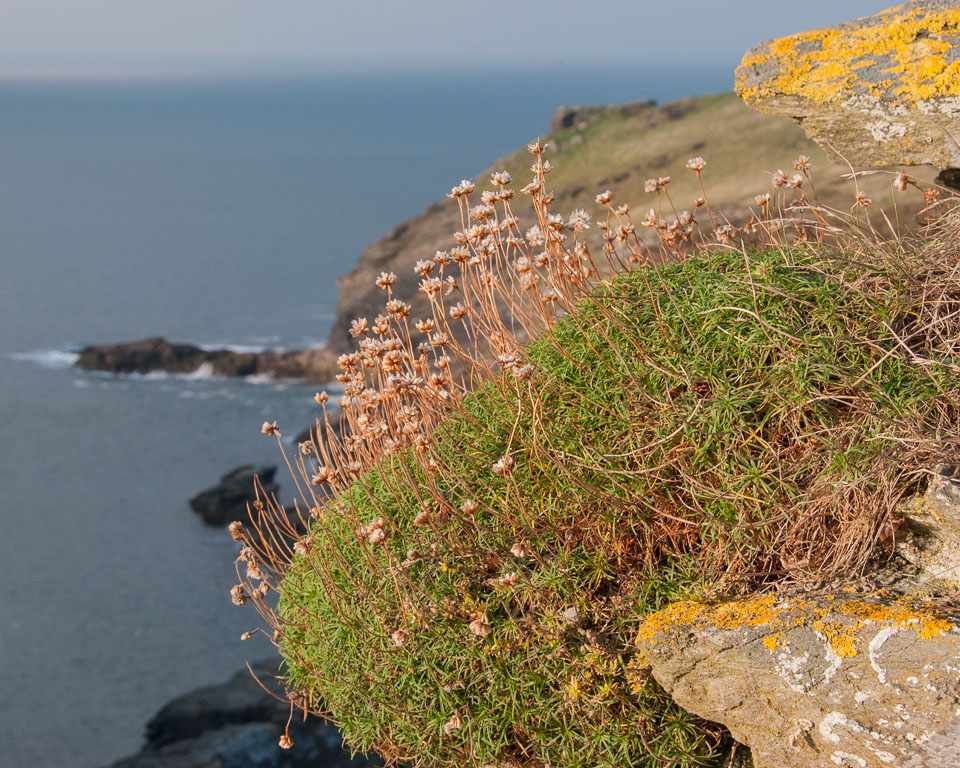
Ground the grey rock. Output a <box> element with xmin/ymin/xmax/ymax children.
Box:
<box><xmin>636</xmin><ymin>592</ymin><xmax>960</xmax><ymax>768</ymax></box>
<box><xmin>190</xmin><ymin>464</ymin><xmax>280</xmax><ymax>527</ymax></box>
<box><xmin>897</xmin><ymin>464</ymin><xmax>960</xmax><ymax>591</ymax></box>
<box><xmin>107</xmin><ymin>660</ymin><xmax>380</xmax><ymax>768</ymax></box>
<box><xmin>75</xmin><ymin>337</ymin><xmax>337</xmax><ymax>382</ymax></box>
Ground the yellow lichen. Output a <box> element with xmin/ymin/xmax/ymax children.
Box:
<box><xmin>637</xmin><ymin>593</ymin><xmax>957</xmax><ymax>660</ymax></box>
<box><xmin>735</xmin><ymin>4</ymin><xmax>960</xmax><ymax>106</ymax></box>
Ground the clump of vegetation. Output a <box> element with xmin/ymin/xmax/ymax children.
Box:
<box><xmin>231</xmin><ymin>147</ymin><xmax>959</xmax><ymax>767</ymax></box>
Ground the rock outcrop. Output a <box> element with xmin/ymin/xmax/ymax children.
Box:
<box><xmin>735</xmin><ymin>1</ymin><xmax>960</xmax><ymax>177</ymax></box>
<box><xmin>75</xmin><ymin>337</ymin><xmax>337</xmax><ymax>382</ymax></box>
<box><xmin>636</xmin><ymin>592</ymin><xmax>959</xmax><ymax>768</ymax></box>
<box><xmin>107</xmin><ymin>659</ymin><xmax>380</xmax><ymax>768</ymax></box>
<box><xmin>635</xmin><ymin>472</ymin><xmax>960</xmax><ymax>768</ymax></box>
<box><xmin>898</xmin><ymin>464</ymin><xmax>960</xmax><ymax>590</ymax></box>
<box><xmin>190</xmin><ymin>464</ymin><xmax>281</xmax><ymax>527</ymax></box>
<box><xmin>549</xmin><ymin>99</ymin><xmax>655</xmax><ymax>133</ymax></box>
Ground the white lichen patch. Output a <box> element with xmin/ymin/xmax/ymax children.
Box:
<box><xmin>854</xmin><ymin>691</ymin><xmax>869</xmax><ymax>704</ymax></box>
<box><xmin>830</xmin><ymin>750</ymin><xmax>867</xmax><ymax>767</ymax></box>
<box><xmin>813</xmin><ymin>628</ymin><xmax>845</xmax><ymax>685</ymax></box>
<box><xmin>864</xmin><ymin>120</ymin><xmax>908</xmax><ymax>142</ymax></box>
<box><xmin>868</xmin><ymin>626</ymin><xmax>898</xmax><ymax>684</ymax></box>
<box><xmin>775</xmin><ymin>648</ymin><xmax>812</xmax><ymax>693</ymax></box>
<box><xmin>917</xmin><ymin>95</ymin><xmax>960</xmax><ymax>115</ymax></box>
<box><xmin>820</xmin><ymin>711</ymin><xmax>851</xmax><ymax>743</ymax></box>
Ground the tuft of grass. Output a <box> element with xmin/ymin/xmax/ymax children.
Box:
<box><xmin>274</xmin><ymin>244</ymin><xmax>958</xmax><ymax>767</ymax></box>
<box><xmin>230</xmin><ymin>145</ymin><xmax>959</xmax><ymax>765</ymax></box>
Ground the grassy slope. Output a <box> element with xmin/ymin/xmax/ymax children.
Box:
<box><xmin>327</xmin><ymin>92</ymin><xmax>937</xmax><ymax>354</ymax></box>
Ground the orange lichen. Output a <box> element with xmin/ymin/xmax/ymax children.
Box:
<box><xmin>637</xmin><ymin>593</ymin><xmax>957</xmax><ymax>661</ymax></box>
<box><xmin>735</xmin><ymin>4</ymin><xmax>960</xmax><ymax>106</ymax></box>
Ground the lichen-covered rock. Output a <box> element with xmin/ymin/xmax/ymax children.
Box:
<box><xmin>735</xmin><ymin>1</ymin><xmax>960</xmax><ymax>170</ymax></box>
<box><xmin>635</xmin><ymin>593</ymin><xmax>960</xmax><ymax>768</ymax></box>
<box><xmin>898</xmin><ymin>465</ymin><xmax>960</xmax><ymax>591</ymax></box>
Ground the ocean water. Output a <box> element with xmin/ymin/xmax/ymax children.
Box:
<box><xmin>0</xmin><ymin>65</ymin><xmax>733</xmax><ymax>767</ymax></box>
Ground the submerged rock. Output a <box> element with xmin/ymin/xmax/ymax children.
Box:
<box><xmin>735</xmin><ymin>1</ymin><xmax>960</xmax><ymax>175</ymax></box>
<box><xmin>107</xmin><ymin>660</ymin><xmax>380</xmax><ymax>768</ymax></box>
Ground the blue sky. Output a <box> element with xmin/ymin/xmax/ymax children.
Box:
<box><xmin>0</xmin><ymin>1</ymin><xmax>890</xmax><ymax>76</ymax></box>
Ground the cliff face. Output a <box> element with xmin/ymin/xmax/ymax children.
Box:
<box><xmin>324</xmin><ymin>92</ymin><xmax>936</xmax><ymax>355</ymax></box>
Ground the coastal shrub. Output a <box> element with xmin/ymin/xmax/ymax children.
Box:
<box><xmin>232</xmin><ymin>151</ymin><xmax>960</xmax><ymax>766</ymax></box>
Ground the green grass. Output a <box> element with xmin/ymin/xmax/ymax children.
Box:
<box><xmin>276</xmin><ymin>245</ymin><xmax>957</xmax><ymax>767</ymax></box>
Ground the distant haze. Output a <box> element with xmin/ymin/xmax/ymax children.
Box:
<box><xmin>0</xmin><ymin>1</ymin><xmax>890</xmax><ymax>77</ymax></box>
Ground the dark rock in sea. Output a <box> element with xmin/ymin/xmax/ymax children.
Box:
<box><xmin>75</xmin><ymin>337</ymin><xmax>338</xmax><ymax>382</ymax></box>
<box><xmin>107</xmin><ymin>659</ymin><xmax>380</xmax><ymax>768</ymax></box>
<box><xmin>190</xmin><ymin>464</ymin><xmax>280</xmax><ymax>527</ymax></box>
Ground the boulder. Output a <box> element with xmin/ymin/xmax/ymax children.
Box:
<box><xmin>636</xmin><ymin>592</ymin><xmax>960</xmax><ymax>768</ymax></box>
<box><xmin>106</xmin><ymin>660</ymin><xmax>380</xmax><ymax>768</ymax></box>
<box><xmin>735</xmin><ymin>1</ymin><xmax>960</xmax><ymax>177</ymax></box>
<box><xmin>190</xmin><ymin>464</ymin><xmax>280</xmax><ymax>527</ymax></box>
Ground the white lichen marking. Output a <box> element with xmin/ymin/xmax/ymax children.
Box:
<box><xmin>869</xmin><ymin>626</ymin><xmax>898</xmax><ymax>684</ymax></box>
<box><xmin>864</xmin><ymin>120</ymin><xmax>908</xmax><ymax>142</ymax></box>
<box><xmin>854</xmin><ymin>691</ymin><xmax>868</xmax><ymax>704</ymax></box>
<box><xmin>823</xmin><ymin>642</ymin><xmax>843</xmax><ymax>684</ymax></box>
<box><xmin>830</xmin><ymin>751</ymin><xmax>867</xmax><ymax>767</ymax></box>
<box><xmin>820</xmin><ymin>711</ymin><xmax>849</xmax><ymax>743</ymax></box>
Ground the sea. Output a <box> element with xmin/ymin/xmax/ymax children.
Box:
<box><xmin>0</xmin><ymin>63</ymin><xmax>733</xmax><ymax>767</ymax></box>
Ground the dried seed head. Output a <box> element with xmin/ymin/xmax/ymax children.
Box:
<box><xmin>755</xmin><ymin>192</ymin><xmax>771</xmax><ymax>207</ymax></box>
<box><xmin>414</xmin><ymin>509</ymin><xmax>432</xmax><ymax>526</ymax></box>
<box><xmin>278</xmin><ymin>733</ymin><xmax>293</xmax><ymax>749</ymax></box>
<box><xmin>510</xmin><ymin>541</ymin><xmax>529</xmax><ymax>558</ymax></box>
<box><xmin>468</xmin><ymin>612</ymin><xmax>491</xmax><ymax>638</ymax></box>
<box><xmin>392</xmin><ymin>628</ymin><xmax>406</xmax><ymax>647</ymax></box>
<box><xmin>314</xmin><ymin>391</ymin><xmax>328</xmax><ymax>404</ymax></box>
<box><xmin>893</xmin><ymin>172</ymin><xmax>909</xmax><ymax>192</ymax></box>
<box><xmin>443</xmin><ymin>713</ymin><xmax>463</xmax><ymax>734</ymax></box>
<box><xmin>644</xmin><ymin>178</ymin><xmax>658</xmax><ymax>193</ymax></box>
<box><xmin>497</xmin><ymin>572</ymin><xmax>519</xmax><ymax>587</ymax></box>
<box><xmin>772</xmin><ymin>169</ymin><xmax>787</xmax><ymax>187</ymax></box>
<box><xmin>793</xmin><ymin>155</ymin><xmax>811</xmax><ymax>172</ymax></box>
<box><xmin>595</xmin><ymin>190</ymin><xmax>613</xmax><ymax>205</ymax></box>
<box><xmin>375</xmin><ymin>271</ymin><xmax>397</xmax><ymax>290</ymax></box>
<box><xmin>349</xmin><ymin>317</ymin><xmax>370</xmax><ymax>337</ymax></box>
<box><xmin>230</xmin><ymin>584</ymin><xmax>247</xmax><ymax>606</ymax></box>
<box><xmin>491</xmin><ymin>454</ymin><xmax>514</xmax><ymax>475</ymax></box>
<box><xmin>787</xmin><ymin>173</ymin><xmax>803</xmax><ymax>189</ymax></box>
<box><xmin>491</xmin><ymin>171</ymin><xmax>512</xmax><ymax>186</ymax></box>
<box><xmin>685</xmin><ymin>156</ymin><xmax>706</xmax><ymax>172</ymax></box>
<box><xmin>460</xmin><ymin>499</ymin><xmax>478</xmax><ymax>515</ymax></box>
<box><xmin>567</xmin><ymin>209</ymin><xmax>591</xmax><ymax>234</ymax></box>
<box><xmin>228</xmin><ymin>521</ymin><xmax>244</xmax><ymax>541</ymax></box>
<box><xmin>414</xmin><ymin>259</ymin><xmax>435</xmax><ymax>276</ymax></box>
<box><xmin>261</xmin><ymin>420</ymin><xmax>280</xmax><ymax>438</ymax></box>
